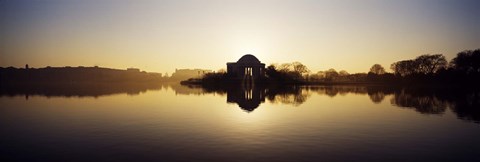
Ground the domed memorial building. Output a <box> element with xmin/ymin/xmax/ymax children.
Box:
<box><xmin>225</xmin><ymin>54</ymin><xmax>266</xmax><ymax>112</ymax></box>
<box><xmin>227</xmin><ymin>54</ymin><xmax>266</xmax><ymax>79</ymax></box>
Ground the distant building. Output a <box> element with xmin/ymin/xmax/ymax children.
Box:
<box><xmin>170</xmin><ymin>69</ymin><xmax>212</xmax><ymax>81</ymax></box>
<box><xmin>127</xmin><ymin>68</ymin><xmax>140</xmax><ymax>72</ymax></box>
<box><xmin>227</xmin><ymin>54</ymin><xmax>265</xmax><ymax>79</ymax></box>
<box><xmin>148</xmin><ymin>72</ymin><xmax>162</xmax><ymax>77</ymax></box>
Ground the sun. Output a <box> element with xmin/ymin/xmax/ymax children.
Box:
<box><xmin>226</xmin><ymin>32</ymin><xmax>273</xmax><ymax>62</ymax></box>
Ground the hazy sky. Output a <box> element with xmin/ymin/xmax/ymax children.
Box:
<box><xmin>1</xmin><ymin>0</ymin><xmax>479</xmax><ymax>74</ymax></box>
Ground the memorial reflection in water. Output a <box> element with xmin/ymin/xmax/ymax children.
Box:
<box><xmin>1</xmin><ymin>83</ymin><xmax>479</xmax><ymax>123</ymax></box>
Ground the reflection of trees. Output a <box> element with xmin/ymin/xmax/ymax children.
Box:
<box><xmin>179</xmin><ymin>84</ymin><xmax>480</xmax><ymax>123</ymax></box>
<box><xmin>167</xmin><ymin>84</ymin><xmax>480</xmax><ymax>123</ymax></box>
<box><xmin>447</xmin><ymin>92</ymin><xmax>480</xmax><ymax>123</ymax></box>
<box><xmin>368</xmin><ymin>92</ymin><xmax>385</xmax><ymax>104</ymax></box>
<box><xmin>0</xmin><ymin>83</ymin><xmax>164</xmax><ymax>98</ymax></box>
<box><xmin>390</xmin><ymin>90</ymin><xmax>447</xmax><ymax>114</ymax></box>
<box><xmin>388</xmin><ymin>88</ymin><xmax>480</xmax><ymax>123</ymax></box>
<box><xmin>169</xmin><ymin>83</ymin><xmax>225</xmax><ymax>96</ymax></box>
<box><xmin>305</xmin><ymin>86</ymin><xmax>394</xmax><ymax>102</ymax></box>
<box><xmin>307</xmin><ymin>86</ymin><xmax>480</xmax><ymax>123</ymax></box>
<box><xmin>307</xmin><ymin>86</ymin><xmax>367</xmax><ymax>97</ymax></box>
<box><xmin>266</xmin><ymin>86</ymin><xmax>310</xmax><ymax>106</ymax></box>
<box><xmin>324</xmin><ymin>87</ymin><xmax>339</xmax><ymax>97</ymax></box>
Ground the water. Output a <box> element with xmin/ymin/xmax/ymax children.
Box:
<box><xmin>1</xmin><ymin>84</ymin><xmax>480</xmax><ymax>161</ymax></box>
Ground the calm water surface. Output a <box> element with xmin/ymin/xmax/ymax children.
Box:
<box><xmin>1</xmin><ymin>84</ymin><xmax>480</xmax><ymax>161</ymax></box>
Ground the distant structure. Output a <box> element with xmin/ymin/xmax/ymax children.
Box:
<box><xmin>227</xmin><ymin>54</ymin><xmax>265</xmax><ymax>81</ymax></box>
<box><xmin>127</xmin><ymin>68</ymin><xmax>140</xmax><ymax>72</ymax></box>
<box><xmin>170</xmin><ymin>68</ymin><xmax>212</xmax><ymax>81</ymax></box>
<box><xmin>0</xmin><ymin>66</ymin><xmax>165</xmax><ymax>84</ymax></box>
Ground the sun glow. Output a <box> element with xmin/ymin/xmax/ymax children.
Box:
<box><xmin>1</xmin><ymin>1</ymin><xmax>479</xmax><ymax>74</ymax></box>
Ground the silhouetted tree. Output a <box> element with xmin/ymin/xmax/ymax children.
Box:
<box><xmin>310</xmin><ymin>71</ymin><xmax>326</xmax><ymax>81</ymax></box>
<box><xmin>292</xmin><ymin>62</ymin><xmax>310</xmax><ymax>76</ymax></box>
<box><xmin>414</xmin><ymin>54</ymin><xmax>447</xmax><ymax>74</ymax></box>
<box><xmin>264</xmin><ymin>62</ymin><xmax>312</xmax><ymax>82</ymax></box>
<box><xmin>278</xmin><ymin>63</ymin><xmax>291</xmax><ymax>73</ymax></box>
<box><xmin>325</xmin><ymin>68</ymin><xmax>339</xmax><ymax>81</ymax></box>
<box><xmin>339</xmin><ymin>70</ymin><xmax>349</xmax><ymax>76</ymax></box>
<box><xmin>265</xmin><ymin>64</ymin><xmax>304</xmax><ymax>83</ymax></box>
<box><xmin>265</xmin><ymin>64</ymin><xmax>279</xmax><ymax>79</ymax></box>
<box><xmin>391</xmin><ymin>60</ymin><xmax>417</xmax><ymax>76</ymax></box>
<box><xmin>450</xmin><ymin>49</ymin><xmax>480</xmax><ymax>74</ymax></box>
<box><xmin>369</xmin><ymin>64</ymin><xmax>385</xmax><ymax>75</ymax></box>
<box><xmin>391</xmin><ymin>54</ymin><xmax>447</xmax><ymax>76</ymax></box>
<box><xmin>200</xmin><ymin>72</ymin><xmax>228</xmax><ymax>83</ymax></box>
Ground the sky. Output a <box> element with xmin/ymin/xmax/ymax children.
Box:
<box><xmin>1</xmin><ymin>0</ymin><xmax>479</xmax><ymax>74</ymax></box>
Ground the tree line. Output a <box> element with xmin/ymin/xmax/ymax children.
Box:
<box><xmin>388</xmin><ymin>49</ymin><xmax>480</xmax><ymax>84</ymax></box>
<box><xmin>0</xmin><ymin>66</ymin><xmax>167</xmax><ymax>85</ymax></box>
<box><xmin>212</xmin><ymin>48</ymin><xmax>480</xmax><ymax>85</ymax></box>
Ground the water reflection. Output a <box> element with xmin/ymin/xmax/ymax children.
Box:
<box><xmin>179</xmin><ymin>85</ymin><xmax>480</xmax><ymax>123</ymax></box>
<box><xmin>1</xmin><ymin>83</ymin><xmax>479</xmax><ymax>123</ymax></box>
<box><xmin>0</xmin><ymin>83</ymin><xmax>164</xmax><ymax>98</ymax></box>
<box><xmin>391</xmin><ymin>89</ymin><xmax>448</xmax><ymax>114</ymax></box>
<box><xmin>226</xmin><ymin>85</ymin><xmax>265</xmax><ymax>112</ymax></box>
<box><xmin>192</xmin><ymin>85</ymin><xmax>309</xmax><ymax>112</ymax></box>
<box><xmin>390</xmin><ymin>87</ymin><xmax>480</xmax><ymax>122</ymax></box>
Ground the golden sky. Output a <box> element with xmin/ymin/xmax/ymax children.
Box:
<box><xmin>1</xmin><ymin>0</ymin><xmax>479</xmax><ymax>74</ymax></box>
